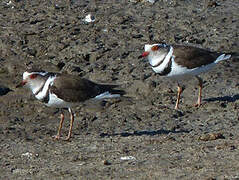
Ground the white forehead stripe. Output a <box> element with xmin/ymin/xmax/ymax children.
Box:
<box><xmin>145</xmin><ymin>44</ymin><xmax>159</xmax><ymax>51</ymax></box>
<box><xmin>23</xmin><ymin>71</ymin><xmax>48</xmax><ymax>79</ymax></box>
<box><xmin>23</xmin><ymin>72</ymin><xmax>31</xmax><ymax>80</ymax></box>
<box><xmin>144</xmin><ymin>44</ymin><xmax>168</xmax><ymax>51</ymax></box>
<box><xmin>145</xmin><ymin>44</ymin><xmax>153</xmax><ymax>51</ymax></box>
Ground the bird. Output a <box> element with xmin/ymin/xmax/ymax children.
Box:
<box><xmin>16</xmin><ymin>70</ymin><xmax>125</xmax><ymax>140</ymax></box>
<box><xmin>138</xmin><ymin>43</ymin><xmax>231</xmax><ymax>109</ymax></box>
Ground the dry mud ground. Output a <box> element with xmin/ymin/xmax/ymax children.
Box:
<box><xmin>0</xmin><ymin>0</ymin><xmax>239</xmax><ymax>179</ymax></box>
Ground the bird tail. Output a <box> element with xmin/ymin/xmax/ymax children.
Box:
<box><xmin>95</xmin><ymin>84</ymin><xmax>126</xmax><ymax>99</ymax></box>
<box><xmin>215</xmin><ymin>54</ymin><xmax>231</xmax><ymax>63</ymax></box>
<box><xmin>94</xmin><ymin>91</ymin><xmax>121</xmax><ymax>99</ymax></box>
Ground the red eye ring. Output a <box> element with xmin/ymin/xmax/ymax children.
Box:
<box><xmin>30</xmin><ymin>74</ymin><xmax>37</xmax><ymax>79</ymax></box>
<box><xmin>151</xmin><ymin>45</ymin><xmax>159</xmax><ymax>51</ymax></box>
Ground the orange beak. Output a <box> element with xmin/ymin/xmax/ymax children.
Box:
<box><xmin>16</xmin><ymin>80</ymin><xmax>27</xmax><ymax>88</ymax></box>
<box><xmin>138</xmin><ymin>51</ymin><xmax>149</xmax><ymax>59</ymax></box>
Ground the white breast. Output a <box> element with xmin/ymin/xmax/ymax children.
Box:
<box><xmin>35</xmin><ymin>76</ymin><xmax>56</xmax><ymax>100</ymax></box>
<box><xmin>151</xmin><ymin>46</ymin><xmax>174</xmax><ymax>74</ymax></box>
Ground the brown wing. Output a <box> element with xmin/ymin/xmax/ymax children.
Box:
<box><xmin>173</xmin><ymin>45</ymin><xmax>219</xmax><ymax>69</ymax></box>
<box><xmin>50</xmin><ymin>74</ymin><xmax>103</xmax><ymax>102</ymax></box>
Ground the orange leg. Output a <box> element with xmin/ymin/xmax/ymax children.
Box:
<box><xmin>64</xmin><ymin>108</ymin><xmax>74</xmax><ymax>141</ymax></box>
<box><xmin>175</xmin><ymin>84</ymin><xmax>183</xmax><ymax>110</ymax></box>
<box><xmin>194</xmin><ymin>76</ymin><xmax>203</xmax><ymax>107</ymax></box>
<box><xmin>54</xmin><ymin>110</ymin><xmax>64</xmax><ymax>140</ymax></box>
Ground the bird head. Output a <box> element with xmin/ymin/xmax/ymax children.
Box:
<box><xmin>138</xmin><ymin>44</ymin><xmax>171</xmax><ymax>67</ymax></box>
<box><xmin>16</xmin><ymin>71</ymin><xmax>48</xmax><ymax>94</ymax></box>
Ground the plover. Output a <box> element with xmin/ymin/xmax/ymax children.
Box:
<box><xmin>138</xmin><ymin>43</ymin><xmax>231</xmax><ymax>109</ymax></box>
<box><xmin>16</xmin><ymin>70</ymin><xmax>124</xmax><ymax>140</ymax></box>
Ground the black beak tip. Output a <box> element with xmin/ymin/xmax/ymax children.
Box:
<box><xmin>16</xmin><ymin>84</ymin><xmax>21</xmax><ymax>88</ymax></box>
<box><xmin>138</xmin><ymin>55</ymin><xmax>143</xmax><ymax>59</ymax></box>
<box><xmin>16</xmin><ymin>83</ymin><xmax>23</xmax><ymax>88</ymax></box>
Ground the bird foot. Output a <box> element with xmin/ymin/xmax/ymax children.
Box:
<box><xmin>194</xmin><ymin>103</ymin><xmax>199</xmax><ymax>107</ymax></box>
<box><xmin>52</xmin><ymin>135</ymin><xmax>71</xmax><ymax>141</ymax></box>
<box><xmin>63</xmin><ymin>137</ymin><xmax>71</xmax><ymax>141</ymax></box>
<box><xmin>52</xmin><ymin>135</ymin><xmax>61</xmax><ymax>140</ymax></box>
<box><xmin>194</xmin><ymin>102</ymin><xmax>203</xmax><ymax>108</ymax></box>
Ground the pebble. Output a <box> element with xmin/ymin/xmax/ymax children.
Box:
<box><xmin>103</xmin><ymin>160</ymin><xmax>111</xmax><ymax>165</ymax></box>
<box><xmin>83</xmin><ymin>14</ymin><xmax>95</xmax><ymax>23</ymax></box>
<box><xmin>120</xmin><ymin>156</ymin><xmax>136</xmax><ymax>161</ymax></box>
<box><xmin>199</xmin><ymin>133</ymin><xmax>225</xmax><ymax>141</ymax></box>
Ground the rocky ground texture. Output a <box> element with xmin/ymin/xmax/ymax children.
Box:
<box><xmin>0</xmin><ymin>0</ymin><xmax>239</xmax><ymax>179</ymax></box>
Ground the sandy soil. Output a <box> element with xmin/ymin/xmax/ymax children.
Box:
<box><xmin>0</xmin><ymin>0</ymin><xmax>239</xmax><ymax>179</ymax></box>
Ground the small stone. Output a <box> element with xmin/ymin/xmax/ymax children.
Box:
<box><xmin>207</xmin><ymin>1</ymin><xmax>219</xmax><ymax>8</ymax></box>
<box><xmin>199</xmin><ymin>133</ymin><xmax>225</xmax><ymax>141</ymax></box>
<box><xmin>21</xmin><ymin>152</ymin><xmax>33</xmax><ymax>159</ymax></box>
<box><xmin>83</xmin><ymin>14</ymin><xmax>95</xmax><ymax>23</ymax></box>
<box><xmin>120</xmin><ymin>156</ymin><xmax>136</xmax><ymax>161</ymax></box>
<box><xmin>103</xmin><ymin>160</ymin><xmax>111</xmax><ymax>165</ymax></box>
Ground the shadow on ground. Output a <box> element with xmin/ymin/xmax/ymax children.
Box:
<box><xmin>100</xmin><ymin>129</ymin><xmax>190</xmax><ymax>138</ymax></box>
<box><xmin>204</xmin><ymin>94</ymin><xmax>239</xmax><ymax>103</ymax></box>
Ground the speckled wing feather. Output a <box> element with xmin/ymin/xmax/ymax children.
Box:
<box><xmin>173</xmin><ymin>45</ymin><xmax>219</xmax><ymax>69</ymax></box>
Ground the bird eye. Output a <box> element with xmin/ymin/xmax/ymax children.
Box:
<box><xmin>30</xmin><ymin>74</ymin><xmax>37</xmax><ymax>79</ymax></box>
<box><xmin>151</xmin><ymin>45</ymin><xmax>159</xmax><ymax>51</ymax></box>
